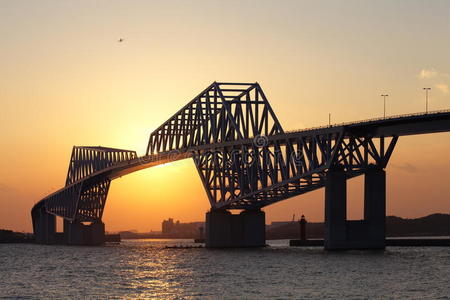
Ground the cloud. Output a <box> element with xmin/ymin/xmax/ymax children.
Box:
<box><xmin>391</xmin><ymin>163</ymin><xmax>419</xmax><ymax>173</ymax></box>
<box><xmin>417</xmin><ymin>69</ymin><xmax>450</xmax><ymax>94</ymax></box>
<box><xmin>0</xmin><ymin>182</ymin><xmax>16</xmax><ymax>193</ymax></box>
<box><xmin>435</xmin><ymin>83</ymin><xmax>450</xmax><ymax>94</ymax></box>
<box><xmin>418</xmin><ymin>68</ymin><xmax>437</xmax><ymax>79</ymax></box>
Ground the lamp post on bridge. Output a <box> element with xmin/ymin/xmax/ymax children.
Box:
<box><xmin>381</xmin><ymin>94</ymin><xmax>388</xmax><ymax>119</ymax></box>
<box><xmin>423</xmin><ymin>88</ymin><xmax>431</xmax><ymax>114</ymax></box>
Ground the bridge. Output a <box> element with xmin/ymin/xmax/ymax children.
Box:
<box><xmin>31</xmin><ymin>82</ymin><xmax>450</xmax><ymax>249</ymax></box>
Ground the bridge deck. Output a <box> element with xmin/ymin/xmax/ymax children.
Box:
<box><xmin>33</xmin><ymin>109</ymin><xmax>450</xmax><ymax>212</ymax></box>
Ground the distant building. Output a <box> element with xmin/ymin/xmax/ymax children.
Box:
<box><xmin>162</xmin><ymin>218</ymin><xmax>175</xmax><ymax>235</ymax></box>
<box><xmin>161</xmin><ymin>218</ymin><xmax>204</xmax><ymax>237</ymax></box>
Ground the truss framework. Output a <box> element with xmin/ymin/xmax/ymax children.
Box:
<box><xmin>194</xmin><ymin>129</ymin><xmax>398</xmax><ymax>210</ymax></box>
<box><xmin>44</xmin><ymin>147</ymin><xmax>136</xmax><ymax>222</ymax></box>
<box><xmin>66</xmin><ymin>146</ymin><xmax>137</xmax><ymax>185</ymax></box>
<box><xmin>33</xmin><ymin>82</ymin><xmax>403</xmax><ymax>224</ymax></box>
<box><xmin>146</xmin><ymin>82</ymin><xmax>283</xmax><ymax>154</ymax></box>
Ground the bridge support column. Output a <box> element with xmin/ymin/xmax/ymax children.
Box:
<box><xmin>205</xmin><ymin>209</ymin><xmax>265</xmax><ymax>248</ymax></box>
<box><xmin>324</xmin><ymin>166</ymin><xmax>386</xmax><ymax>250</ymax></box>
<box><xmin>364</xmin><ymin>166</ymin><xmax>386</xmax><ymax>248</ymax></box>
<box><xmin>324</xmin><ymin>169</ymin><xmax>347</xmax><ymax>249</ymax></box>
<box><xmin>35</xmin><ymin>210</ymin><xmax>56</xmax><ymax>244</ymax></box>
<box><xmin>64</xmin><ymin>220</ymin><xmax>105</xmax><ymax>246</ymax></box>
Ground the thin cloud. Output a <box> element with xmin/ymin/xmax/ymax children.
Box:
<box><xmin>418</xmin><ymin>68</ymin><xmax>437</xmax><ymax>79</ymax></box>
<box><xmin>435</xmin><ymin>83</ymin><xmax>450</xmax><ymax>94</ymax></box>
<box><xmin>391</xmin><ymin>163</ymin><xmax>419</xmax><ymax>173</ymax></box>
<box><xmin>0</xmin><ymin>182</ymin><xmax>17</xmax><ymax>193</ymax></box>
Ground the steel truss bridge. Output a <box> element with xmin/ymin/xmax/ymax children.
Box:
<box><xmin>32</xmin><ymin>82</ymin><xmax>450</xmax><ymax>233</ymax></box>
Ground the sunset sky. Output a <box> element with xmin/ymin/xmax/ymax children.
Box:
<box><xmin>1</xmin><ymin>0</ymin><xmax>450</xmax><ymax>232</ymax></box>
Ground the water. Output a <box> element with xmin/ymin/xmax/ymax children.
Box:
<box><xmin>1</xmin><ymin>239</ymin><xmax>449</xmax><ymax>299</ymax></box>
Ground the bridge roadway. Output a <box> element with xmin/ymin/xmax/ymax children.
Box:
<box><xmin>36</xmin><ymin>108</ymin><xmax>450</xmax><ymax>201</ymax></box>
<box><xmin>31</xmin><ymin>81</ymin><xmax>450</xmax><ymax>249</ymax></box>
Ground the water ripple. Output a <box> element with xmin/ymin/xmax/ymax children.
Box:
<box><xmin>0</xmin><ymin>240</ymin><xmax>449</xmax><ymax>299</ymax></box>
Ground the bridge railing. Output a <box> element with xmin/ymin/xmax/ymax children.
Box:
<box><xmin>284</xmin><ymin>108</ymin><xmax>450</xmax><ymax>135</ymax></box>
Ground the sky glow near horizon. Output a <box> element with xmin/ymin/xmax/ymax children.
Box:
<box><xmin>1</xmin><ymin>0</ymin><xmax>450</xmax><ymax>232</ymax></box>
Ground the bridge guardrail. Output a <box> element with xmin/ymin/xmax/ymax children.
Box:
<box><xmin>284</xmin><ymin>109</ymin><xmax>450</xmax><ymax>134</ymax></box>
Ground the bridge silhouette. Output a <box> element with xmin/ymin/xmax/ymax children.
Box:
<box><xmin>32</xmin><ymin>82</ymin><xmax>450</xmax><ymax>249</ymax></box>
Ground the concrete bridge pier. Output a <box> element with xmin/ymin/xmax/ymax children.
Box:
<box><xmin>364</xmin><ymin>166</ymin><xmax>386</xmax><ymax>247</ymax></box>
<box><xmin>325</xmin><ymin>166</ymin><xmax>386</xmax><ymax>250</ymax></box>
<box><xmin>34</xmin><ymin>209</ymin><xmax>56</xmax><ymax>244</ymax></box>
<box><xmin>64</xmin><ymin>220</ymin><xmax>105</xmax><ymax>246</ymax></box>
<box><xmin>324</xmin><ymin>169</ymin><xmax>347</xmax><ymax>249</ymax></box>
<box><xmin>205</xmin><ymin>209</ymin><xmax>266</xmax><ymax>248</ymax></box>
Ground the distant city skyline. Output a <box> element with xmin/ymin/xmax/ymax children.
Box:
<box><xmin>2</xmin><ymin>0</ymin><xmax>450</xmax><ymax>232</ymax></box>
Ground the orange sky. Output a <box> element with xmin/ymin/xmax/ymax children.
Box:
<box><xmin>1</xmin><ymin>1</ymin><xmax>450</xmax><ymax>232</ymax></box>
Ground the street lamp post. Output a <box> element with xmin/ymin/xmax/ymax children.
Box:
<box><xmin>381</xmin><ymin>94</ymin><xmax>388</xmax><ymax>118</ymax></box>
<box><xmin>423</xmin><ymin>88</ymin><xmax>431</xmax><ymax>113</ymax></box>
